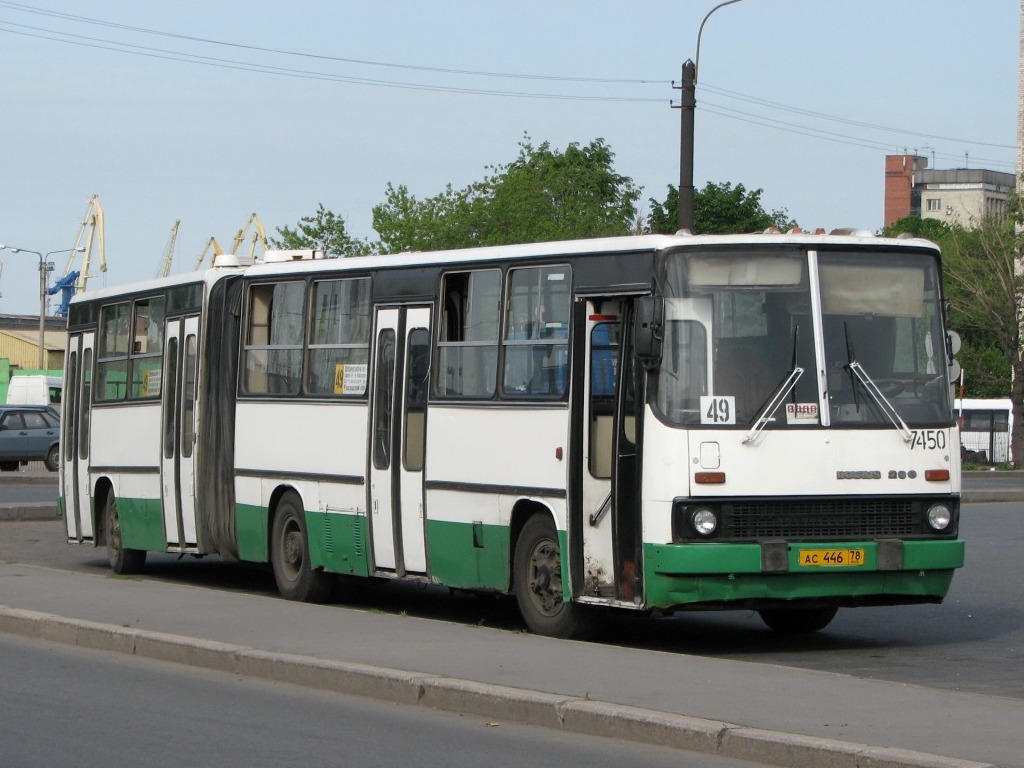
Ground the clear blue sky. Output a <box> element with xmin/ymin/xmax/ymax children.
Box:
<box><xmin>0</xmin><ymin>0</ymin><xmax>1016</xmax><ymax>316</ymax></box>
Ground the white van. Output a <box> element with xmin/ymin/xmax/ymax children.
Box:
<box><xmin>6</xmin><ymin>375</ymin><xmax>62</xmax><ymax>412</ymax></box>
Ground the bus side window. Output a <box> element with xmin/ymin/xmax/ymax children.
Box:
<box><xmin>502</xmin><ymin>265</ymin><xmax>571</xmax><ymax>398</ymax></box>
<box><xmin>242</xmin><ymin>282</ymin><xmax>305</xmax><ymax>396</ymax></box>
<box><xmin>435</xmin><ymin>269</ymin><xmax>500</xmax><ymax>398</ymax></box>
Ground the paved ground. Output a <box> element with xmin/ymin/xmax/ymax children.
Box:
<box><xmin>0</xmin><ymin>472</ymin><xmax>1019</xmax><ymax>768</ymax></box>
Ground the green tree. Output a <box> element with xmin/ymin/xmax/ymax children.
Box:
<box><xmin>884</xmin><ymin>214</ymin><xmax>1015</xmax><ymax>401</ymax></box>
<box><xmin>372</xmin><ymin>136</ymin><xmax>641</xmax><ymax>253</ymax></box>
<box><xmin>647</xmin><ymin>182</ymin><xmax>795</xmax><ymax>235</ymax></box>
<box><xmin>272</xmin><ymin>203</ymin><xmax>367</xmax><ymax>257</ymax></box>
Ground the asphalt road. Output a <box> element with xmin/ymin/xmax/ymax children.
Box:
<box><xmin>2</xmin><ymin>497</ymin><xmax>1020</xmax><ymax>701</ymax></box>
<box><xmin>0</xmin><ymin>633</ymin><xmax>767</xmax><ymax>768</ymax></box>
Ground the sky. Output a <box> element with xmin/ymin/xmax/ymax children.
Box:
<box><xmin>0</xmin><ymin>0</ymin><xmax>1018</xmax><ymax>316</ymax></box>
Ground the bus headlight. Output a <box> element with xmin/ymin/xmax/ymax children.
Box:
<box><xmin>926</xmin><ymin>503</ymin><xmax>952</xmax><ymax>532</ymax></box>
<box><xmin>691</xmin><ymin>507</ymin><xmax>719</xmax><ymax>537</ymax></box>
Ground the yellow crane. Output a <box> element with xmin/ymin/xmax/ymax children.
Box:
<box><xmin>157</xmin><ymin>219</ymin><xmax>181</xmax><ymax>278</ymax></box>
<box><xmin>192</xmin><ymin>236</ymin><xmax>224</xmax><ymax>271</ymax></box>
<box><xmin>230</xmin><ymin>212</ymin><xmax>269</xmax><ymax>264</ymax></box>
<box><xmin>64</xmin><ymin>194</ymin><xmax>107</xmax><ymax>293</ymax></box>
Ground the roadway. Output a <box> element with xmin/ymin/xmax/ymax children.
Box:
<box><xmin>0</xmin><ymin>471</ymin><xmax>1020</xmax><ymax>767</ymax></box>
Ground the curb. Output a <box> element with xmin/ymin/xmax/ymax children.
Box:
<box><xmin>0</xmin><ymin>502</ymin><xmax>59</xmax><ymax>522</ymax></box>
<box><xmin>0</xmin><ymin>605</ymin><xmax>994</xmax><ymax>768</ymax></box>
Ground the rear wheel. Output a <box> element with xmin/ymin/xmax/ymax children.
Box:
<box><xmin>105</xmin><ymin>492</ymin><xmax>146</xmax><ymax>575</ymax></box>
<box><xmin>758</xmin><ymin>605</ymin><xmax>838</xmax><ymax>634</ymax></box>
<box><xmin>271</xmin><ymin>491</ymin><xmax>333</xmax><ymax>603</ymax></box>
<box><xmin>513</xmin><ymin>514</ymin><xmax>592</xmax><ymax>639</ymax></box>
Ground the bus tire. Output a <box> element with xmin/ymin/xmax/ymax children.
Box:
<box><xmin>758</xmin><ymin>605</ymin><xmax>838</xmax><ymax>634</ymax></box>
<box><xmin>513</xmin><ymin>514</ymin><xmax>592</xmax><ymax>639</ymax></box>
<box><xmin>104</xmin><ymin>492</ymin><xmax>146</xmax><ymax>575</ymax></box>
<box><xmin>270</xmin><ymin>491</ymin><xmax>333</xmax><ymax>603</ymax></box>
<box><xmin>45</xmin><ymin>445</ymin><xmax>60</xmax><ymax>472</ymax></box>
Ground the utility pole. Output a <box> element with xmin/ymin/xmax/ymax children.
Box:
<box><xmin>674</xmin><ymin>0</ymin><xmax>744</xmax><ymax>233</ymax></box>
<box><xmin>677</xmin><ymin>60</ymin><xmax>697</xmax><ymax>232</ymax></box>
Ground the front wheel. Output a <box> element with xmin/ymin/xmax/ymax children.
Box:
<box><xmin>758</xmin><ymin>605</ymin><xmax>838</xmax><ymax>634</ymax></box>
<box><xmin>270</xmin><ymin>491</ymin><xmax>333</xmax><ymax>603</ymax></box>
<box><xmin>105</xmin><ymin>492</ymin><xmax>146</xmax><ymax>575</ymax></box>
<box><xmin>513</xmin><ymin>514</ymin><xmax>592</xmax><ymax>639</ymax></box>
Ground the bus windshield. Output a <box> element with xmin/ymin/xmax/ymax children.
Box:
<box><xmin>655</xmin><ymin>247</ymin><xmax>952</xmax><ymax>430</ymax></box>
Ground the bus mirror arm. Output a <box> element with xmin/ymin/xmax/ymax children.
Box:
<box><xmin>634</xmin><ymin>296</ymin><xmax>665</xmax><ymax>371</ymax></box>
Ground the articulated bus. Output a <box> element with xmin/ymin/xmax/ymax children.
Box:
<box><xmin>60</xmin><ymin>231</ymin><xmax>964</xmax><ymax>637</ymax></box>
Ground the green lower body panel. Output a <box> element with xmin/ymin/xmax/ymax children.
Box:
<box><xmin>426</xmin><ymin>519</ymin><xmax>510</xmax><ymax>591</ymax></box>
<box><xmin>643</xmin><ymin>539</ymin><xmax>964</xmax><ymax>610</ymax></box>
<box><xmin>115</xmin><ymin>496</ymin><xmax>166</xmax><ymax>552</ymax></box>
<box><xmin>236</xmin><ymin>503</ymin><xmax>268</xmax><ymax>562</ymax></box>
<box><xmin>306</xmin><ymin>510</ymin><xmax>370</xmax><ymax>577</ymax></box>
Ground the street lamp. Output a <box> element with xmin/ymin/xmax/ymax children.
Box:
<box><xmin>676</xmin><ymin>0</ymin><xmax>745</xmax><ymax>232</ymax></box>
<box><xmin>0</xmin><ymin>243</ymin><xmax>85</xmax><ymax>369</ymax></box>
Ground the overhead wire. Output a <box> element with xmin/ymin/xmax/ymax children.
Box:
<box><xmin>0</xmin><ymin>0</ymin><xmax>1012</xmax><ymax>167</ymax></box>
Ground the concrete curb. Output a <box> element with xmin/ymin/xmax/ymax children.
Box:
<box><xmin>0</xmin><ymin>605</ymin><xmax>994</xmax><ymax>768</ymax></box>
<box><xmin>0</xmin><ymin>502</ymin><xmax>59</xmax><ymax>522</ymax></box>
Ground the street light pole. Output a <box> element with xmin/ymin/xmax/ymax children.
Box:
<box><xmin>677</xmin><ymin>0</ymin><xmax>744</xmax><ymax>232</ymax></box>
<box><xmin>0</xmin><ymin>244</ymin><xmax>84</xmax><ymax>369</ymax></box>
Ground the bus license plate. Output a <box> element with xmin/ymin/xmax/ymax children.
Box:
<box><xmin>798</xmin><ymin>549</ymin><xmax>865</xmax><ymax>567</ymax></box>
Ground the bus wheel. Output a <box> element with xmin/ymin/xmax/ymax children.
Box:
<box><xmin>104</xmin><ymin>492</ymin><xmax>146</xmax><ymax>575</ymax></box>
<box><xmin>758</xmin><ymin>606</ymin><xmax>838</xmax><ymax>634</ymax></box>
<box><xmin>45</xmin><ymin>445</ymin><xmax>60</xmax><ymax>472</ymax></box>
<box><xmin>513</xmin><ymin>514</ymin><xmax>591</xmax><ymax>639</ymax></box>
<box><xmin>270</xmin><ymin>491</ymin><xmax>333</xmax><ymax>603</ymax></box>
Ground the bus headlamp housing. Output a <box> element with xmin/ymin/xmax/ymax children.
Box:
<box><xmin>673</xmin><ymin>502</ymin><xmax>722</xmax><ymax>541</ymax></box>
<box><xmin>692</xmin><ymin>507</ymin><xmax>719</xmax><ymax>537</ymax></box>
<box><xmin>925</xmin><ymin>502</ymin><xmax>953</xmax><ymax>532</ymax></box>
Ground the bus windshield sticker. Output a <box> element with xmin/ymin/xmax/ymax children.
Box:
<box><xmin>785</xmin><ymin>403</ymin><xmax>819</xmax><ymax>425</ymax></box>
<box><xmin>701</xmin><ymin>395</ymin><xmax>735</xmax><ymax>425</ymax></box>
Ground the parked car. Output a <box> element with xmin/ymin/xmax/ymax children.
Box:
<box><xmin>0</xmin><ymin>405</ymin><xmax>61</xmax><ymax>472</ymax></box>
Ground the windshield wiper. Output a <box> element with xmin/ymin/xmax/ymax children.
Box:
<box><xmin>743</xmin><ymin>367</ymin><xmax>804</xmax><ymax>444</ymax></box>
<box><xmin>845</xmin><ymin>361</ymin><xmax>913</xmax><ymax>443</ymax></box>
<box><xmin>744</xmin><ymin>326</ymin><xmax>804</xmax><ymax>445</ymax></box>
<box><xmin>842</xmin><ymin>324</ymin><xmax>912</xmax><ymax>443</ymax></box>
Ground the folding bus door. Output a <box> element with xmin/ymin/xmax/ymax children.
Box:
<box><xmin>62</xmin><ymin>331</ymin><xmax>95</xmax><ymax>542</ymax></box>
<box><xmin>160</xmin><ymin>315</ymin><xmax>200</xmax><ymax>550</ymax></box>
<box><xmin>369</xmin><ymin>305</ymin><xmax>431</xmax><ymax>576</ymax></box>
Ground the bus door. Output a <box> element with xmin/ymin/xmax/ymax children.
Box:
<box><xmin>62</xmin><ymin>331</ymin><xmax>95</xmax><ymax>542</ymax></box>
<box><xmin>369</xmin><ymin>305</ymin><xmax>431</xmax><ymax>576</ymax></box>
<box><xmin>577</xmin><ymin>299</ymin><xmax>642</xmax><ymax>604</ymax></box>
<box><xmin>160</xmin><ymin>315</ymin><xmax>200</xmax><ymax>550</ymax></box>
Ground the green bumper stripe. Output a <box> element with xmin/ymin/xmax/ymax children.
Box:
<box><xmin>643</xmin><ymin>539</ymin><xmax>964</xmax><ymax>610</ymax></box>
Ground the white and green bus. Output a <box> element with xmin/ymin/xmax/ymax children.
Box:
<box><xmin>60</xmin><ymin>231</ymin><xmax>964</xmax><ymax>637</ymax></box>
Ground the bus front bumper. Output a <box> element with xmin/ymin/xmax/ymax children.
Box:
<box><xmin>642</xmin><ymin>538</ymin><xmax>964</xmax><ymax>610</ymax></box>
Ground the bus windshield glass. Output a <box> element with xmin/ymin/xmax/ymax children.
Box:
<box><xmin>655</xmin><ymin>247</ymin><xmax>952</xmax><ymax>430</ymax></box>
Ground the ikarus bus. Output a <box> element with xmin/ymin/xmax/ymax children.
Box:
<box><xmin>60</xmin><ymin>230</ymin><xmax>964</xmax><ymax>637</ymax></box>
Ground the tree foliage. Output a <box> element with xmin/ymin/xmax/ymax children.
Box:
<box><xmin>272</xmin><ymin>203</ymin><xmax>367</xmax><ymax>257</ymax></box>
<box><xmin>372</xmin><ymin>136</ymin><xmax>641</xmax><ymax>253</ymax></box>
<box><xmin>647</xmin><ymin>182</ymin><xmax>795</xmax><ymax>235</ymax></box>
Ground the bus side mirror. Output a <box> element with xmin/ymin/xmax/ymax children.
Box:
<box><xmin>634</xmin><ymin>296</ymin><xmax>664</xmax><ymax>370</ymax></box>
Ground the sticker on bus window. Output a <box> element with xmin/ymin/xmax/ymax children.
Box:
<box><xmin>785</xmin><ymin>403</ymin><xmax>819</xmax><ymax>425</ymax></box>
<box><xmin>700</xmin><ymin>396</ymin><xmax>735</xmax><ymax>425</ymax></box>
<box><xmin>334</xmin><ymin>363</ymin><xmax>368</xmax><ymax>395</ymax></box>
<box><xmin>144</xmin><ymin>370</ymin><xmax>161</xmax><ymax>397</ymax></box>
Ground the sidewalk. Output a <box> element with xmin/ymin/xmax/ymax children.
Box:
<box><xmin>0</xmin><ymin>558</ymin><xmax>1018</xmax><ymax>768</ymax></box>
